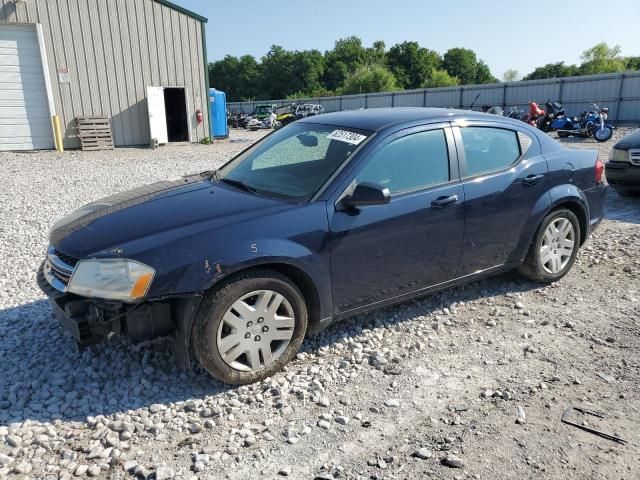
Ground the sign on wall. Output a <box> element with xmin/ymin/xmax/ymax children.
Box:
<box><xmin>57</xmin><ymin>67</ymin><xmax>70</xmax><ymax>84</ymax></box>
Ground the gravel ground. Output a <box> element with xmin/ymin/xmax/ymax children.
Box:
<box><xmin>0</xmin><ymin>126</ymin><xmax>639</xmax><ymax>480</ymax></box>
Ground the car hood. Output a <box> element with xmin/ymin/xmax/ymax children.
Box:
<box><xmin>51</xmin><ymin>174</ymin><xmax>291</xmax><ymax>258</ymax></box>
<box><xmin>614</xmin><ymin>128</ymin><xmax>640</xmax><ymax>150</ymax></box>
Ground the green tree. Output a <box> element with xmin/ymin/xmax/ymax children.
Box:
<box><xmin>260</xmin><ymin>45</ymin><xmax>295</xmax><ymax>99</ymax></box>
<box><xmin>259</xmin><ymin>47</ymin><xmax>326</xmax><ymax>99</ymax></box>
<box><xmin>387</xmin><ymin>41</ymin><xmax>442</xmax><ymax>89</ymax></box>
<box><xmin>323</xmin><ymin>36</ymin><xmax>368</xmax><ymax>91</ymax></box>
<box><xmin>522</xmin><ymin>62</ymin><xmax>579</xmax><ymax>80</ymax></box>
<box><xmin>209</xmin><ymin>55</ymin><xmax>261</xmax><ymax>101</ymax></box>
<box><xmin>502</xmin><ymin>69</ymin><xmax>520</xmax><ymax>82</ymax></box>
<box><xmin>365</xmin><ymin>40</ymin><xmax>387</xmax><ymax>67</ymax></box>
<box><xmin>626</xmin><ymin>56</ymin><xmax>640</xmax><ymax>70</ymax></box>
<box><xmin>340</xmin><ymin>65</ymin><xmax>399</xmax><ymax>95</ymax></box>
<box><xmin>475</xmin><ymin>60</ymin><xmax>497</xmax><ymax>83</ymax></box>
<box><xmin>423</xmin><ymin>69</ymin><xmax>459</xmax><ymax>88</ymax></box>
<box><xmin>579</xmin><ymin>42</ymin><xmax>626</xmax><ymax>74</ymax></box>
<box><xmin>291</xmin><ymin>49</ymin><xmax>325</xmax><ymax>94</ymax></box>
<box><xmin>442</xmin><ymin>48</ymin><xmax>477</xmax><ymax>84</ymax></box>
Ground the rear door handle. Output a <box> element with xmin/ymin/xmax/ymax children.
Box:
<box><xmin>431</xmin><ymin>194</ymin><xmax>459</xmax><ymax>209</ymax></box>
<box><xmin>523</xmin><ymin>174</ymin><xmax>545</xmax><ymax>186</ymax></box>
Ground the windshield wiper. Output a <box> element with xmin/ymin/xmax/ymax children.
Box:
<box><xmin>220</xmin><ymin>177</ymin><xmax>259</xmax><ymax>195</ymax></box>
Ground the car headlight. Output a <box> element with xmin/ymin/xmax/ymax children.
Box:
<box><xmin>67</xmin><ymin>259</ymin><xmax>155</xmax><ymax>301</ymax></box>
<box><xmin>608</xmin><ymin>148</ymin><xmax>629</xmax><ymax>163</ymax></box>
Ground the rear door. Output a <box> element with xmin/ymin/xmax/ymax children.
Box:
<box><xmin>328</xmin><ymin>124</ymin><xmax>465</xmax><ymax>314</ymax></box>
<box><xmin>453</xmin><ymin>122</ymin><xmax>550</xmax><ymax>274</ymax></box>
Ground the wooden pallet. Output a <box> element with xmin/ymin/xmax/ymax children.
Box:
<box><xmin>76</xmin><ymin>116</ymin><xmax>114</xmax><ymax>151</ymax></box>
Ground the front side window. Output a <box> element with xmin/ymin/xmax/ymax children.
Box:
<box><xmin>356</xmin><ymin>129</ymin><xmax>450</xmax><ymax>194</ymax></box>
<box><xmin>217</xmin><ymin>123</ymin><xmax>371</xmax><ymax>201</ymax></box>
<box><xmin>460</xmin><ymin>127</ymin><xmax>521</xmax><ymax>177</ymax></box>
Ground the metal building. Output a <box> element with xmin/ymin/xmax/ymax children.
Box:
<box><xmin>0</xmin><ymin>0</ymin><xmax>209</xmax><ymax>151</ymax></box>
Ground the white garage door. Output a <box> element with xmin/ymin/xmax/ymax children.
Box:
<box><xmin>0</xmin><ymin>24</ymin><xmax>54</xmax><ymax>151</ymax></box>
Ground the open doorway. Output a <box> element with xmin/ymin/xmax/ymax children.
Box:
<box><xmin>163</xmin><ymin>87</ymin><xmax>189</xmax><ymax>142</ymax></box>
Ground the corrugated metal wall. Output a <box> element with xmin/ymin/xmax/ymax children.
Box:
<box><xmin>0</xmin><ymin>0</ymin><xmax>209</xmax><ymax>148</ymax></box>
<box><xmin>228</xmin><ymin>72</ymin><xmax>640</xmax><ymax>123</ymax></box>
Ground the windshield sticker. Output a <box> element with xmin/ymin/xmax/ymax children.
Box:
<box><xmin>327</xmin><ymin>130</ymin><xmax>367</xmax><ymax>145</ymax></box>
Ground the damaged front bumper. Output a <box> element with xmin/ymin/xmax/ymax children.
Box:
<box><xmin>37</xmin><ymin>261</ymin><xmax>202</xmax><ymax>368</ymax></box>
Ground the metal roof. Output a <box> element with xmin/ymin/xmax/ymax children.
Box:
<box><xmin>154</xmin><ymin>0</ymin><xmax>208</xmax><ymax>23</ymax></box>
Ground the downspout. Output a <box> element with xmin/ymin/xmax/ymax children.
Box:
<box><xmin>201</xmin><ymin>21</ymin><xmax>211</xmax><ymax>140</ymax></box>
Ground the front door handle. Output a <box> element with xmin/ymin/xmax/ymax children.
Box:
<box><xmin>431</xmin><ymin>194</ymin><xmax>459</xmax><ymax>209</ymax></box>
<box><xmin>523</xmin><ymin>174</ymin><xmax>545</xmax><ymax>186</ymax></box>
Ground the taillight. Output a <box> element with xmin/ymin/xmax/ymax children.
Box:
<box><xmin>595</xmin><ymin>158</ymin><xmax>604</xmax><ymax>183</ymax></box>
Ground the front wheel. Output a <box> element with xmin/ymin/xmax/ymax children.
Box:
<box><xmin>593</xmin><ymin>126</ymin><xmax>613</xmax><ymax>142</ymax></box>
<box><xmin>191</xmin><ymin>270</ymin><xmax>308</xmax><ymax>384</ymax></box>
<box><xmin>518</xmin><ymin>209</ymin><xmax>581</xmax><ymax>283</ymax></box>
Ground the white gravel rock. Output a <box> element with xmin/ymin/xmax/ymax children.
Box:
<box><xmin>13</xmin><ymin>461</ymin><xmax>32</xmax><ymax>474</ymax></box>
<box><xmin>0</xmin><ymin>129</ymin><xmax>637</xmax><ymax>480</ymax></box>
<box><xmin>414</xmin><ymin>448</ymin><xmax>432</xmax><ymax>459</ymax></box>
<box><xmin>155</xmin><ymin>465</ymin><xmax>176</xmax><ymax>480</ymax></box>
<box><xmin>335</xmin><ymin>415</ymin><xmax>350</xmax><ymax>425</ymax></box>
<box><xmin>317</xmin><ymin>420</ymin><xmax>331</xmax><ymax>430</ymax></box>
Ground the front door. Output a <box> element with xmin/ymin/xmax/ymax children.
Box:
<box><xmin>329</xmin><ymin>125</ymin><xmax>465</xmax><ymax>314</ymax></box>
<box><xmin>147</xmin><ymin>86</ymin><xmax>168</xmax><ymax>144</ymax></box>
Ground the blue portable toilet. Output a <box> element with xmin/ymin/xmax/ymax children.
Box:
<box><xmin>209</xmin><ymin>89</ymin><xmax>229</xmax><ymax>138</ymax></box>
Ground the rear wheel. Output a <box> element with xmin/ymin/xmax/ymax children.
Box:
<box><xmin>518</xmin><ymin>209</ymin><xmax>581</xmax><ymax>283</ymax></box>
<box><xmin>191</xmin><ymin>270</ymin><xmax>307</xmax><ymax>384</ymax></box>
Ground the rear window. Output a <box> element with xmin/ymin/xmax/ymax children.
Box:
<box><xmin>460</xmin><ymin>127</ymin><xmax>521</xmax><ymax>177</ymax></box>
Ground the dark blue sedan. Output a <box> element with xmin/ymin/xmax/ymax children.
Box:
<box><xmin>38</xmin><ymin>108</ymin><xmax>606</xmax><ymax>384</ymax></box>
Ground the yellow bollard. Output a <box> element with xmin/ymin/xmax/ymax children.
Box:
<box><xmin>52</xmin><ymin>115</ymin><xmax>64</xmax><ymax>152</ymax></box>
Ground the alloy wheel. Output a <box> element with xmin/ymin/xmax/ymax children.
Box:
<box><xmin>539</xmin><ymin>217</ymin><xmax>575</xmax><ymax>274</ymax></box>
<box><xmin>216</xmin><ymin>290</ymin><xmax>295</xmax><ymax>371</ymax></box>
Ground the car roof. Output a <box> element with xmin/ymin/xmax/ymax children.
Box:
<box><xmin>298</xmin><ymin>107</ymin><xmax>528</xmax><ymax>132</ymax></box>
<box><xmin>613</xmin><ymin>128</ymin><xmax>640</xmax><ymax>150</ymax></box>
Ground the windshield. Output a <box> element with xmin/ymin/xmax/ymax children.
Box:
<box><xmin>217</xmin><ymin>123</ymin><xmax>372</xmax><ymax>201</ymax></box>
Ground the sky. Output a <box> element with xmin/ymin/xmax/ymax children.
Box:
<box><xmin>173</xmin><ymin>0</ymin><xmax>640</xmax><ymax>80</ymax></box>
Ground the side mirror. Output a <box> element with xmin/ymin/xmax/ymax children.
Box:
<box><xmin>341</xmin><ymin>182</ymin><xmax>390</xmax><ymax>209</ymax></box>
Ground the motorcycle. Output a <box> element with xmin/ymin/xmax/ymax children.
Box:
<box><xmin>506</xmin><ymin>106</ymin><xmax>525</xmax><ymax>120</ymax></box>
<box><xmin>523</xmin><ymin>101</ymin><xmax>545</xmax><ymax>127</ymax></box>
<box><xmin>247</xmin><ymin>111</ymin><xmax>281</xmax><ymax>131</ymax></box>
<box><xmin>227</xmin><ymin>111</ymin><xmax>250</xmax><ymax>129</ymax></box>
<box><xmin>481</xmin><ymin>105</ymin><xmax>504</xmax><ymax>116</ymax></box>
<box><xmin>553</xmin><ymin>102</ymin><xmax>614</xmax><ymax>142</ymax></box>
<box><xmin>536</xmin><ymin>100</ymin><xmax>565</xmax><ymax>132</ymax></box>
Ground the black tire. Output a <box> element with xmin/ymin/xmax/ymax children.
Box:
<box><xmin>518</xmin><ymin>209</ymin><xmax>581</xmax><ymax>283</ymax></box>
<box><xmin>191</xmin><ymin>269</ymin><xmax>308</xmax><ymax>385</ymax></box>
<box><xmin>593</xmin><ymin>126</ymin><xmax>613</xmax><ymax>143</ymax></box>
<box><xmin>557</xmin><ymin>130</ymin><xmax>570</xmax><ymax>138</ymax></box>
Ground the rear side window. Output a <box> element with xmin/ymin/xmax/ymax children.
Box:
<box><xmin>460</xmin><ymin>127</ymin><xmax>521</xmax><ymax>177</ymax></box>
<box><xmin>356</xmin><ymin>129</ymin><xmax>449</xmax><ymax>194</ymax></box>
